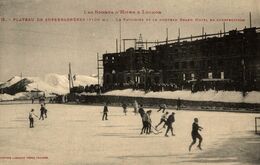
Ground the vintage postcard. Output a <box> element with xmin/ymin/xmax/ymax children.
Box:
<box><xmin>0</xmin><ymin>0</ymin><xmax>260</xmax><ymax>165</ymax></box>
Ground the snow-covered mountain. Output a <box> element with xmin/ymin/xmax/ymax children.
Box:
<box><xmin>0</xmin><ymin>73</ymin><xmax>98</xmax><ymax>96</ymax></box>
<box><xmin>0</xmin><ymin>76</ymin><xmax>22</xmax><ymax>88</ymax></box>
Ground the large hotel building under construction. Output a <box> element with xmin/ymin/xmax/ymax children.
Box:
<box><xmin>102</xmin><ymin>26</ymin><xmax>260</xmax><ymax>92</ymax></box>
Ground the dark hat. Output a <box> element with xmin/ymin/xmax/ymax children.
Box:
<box><xmin>172</xmin><ymin>112</ymin><xmax>175</xmax><ymax>114</ymax></box>
<box><xmin>147</xmin><ymin>110</ymin><xmax>152</xmax><ymax>113</ymax></box>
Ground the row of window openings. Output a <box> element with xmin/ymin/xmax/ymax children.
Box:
<box><xmin>174</xmin><ymin>60</ymin><xmax>224</xmax><ymax>69</ymax></box>
<box><xmin>182</xmin><ymin>72</ymin><xmax>225</xmax><ymax>80</ymax></box>
<box><xmin>134</xmin><ymin>72</ymin><xmax>225</xmax><ymax>82</ymax></box>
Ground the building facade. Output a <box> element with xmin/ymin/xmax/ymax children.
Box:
<box><xmin>103</xmin><ymin>27</ymin><xmax>260</xmax><ymax>92</ymax></box>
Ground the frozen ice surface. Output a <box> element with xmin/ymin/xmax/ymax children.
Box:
<box><xmin>0</xmin><ymin>104</ymin><xmax>259</xmax><ymax>165</ymax></box>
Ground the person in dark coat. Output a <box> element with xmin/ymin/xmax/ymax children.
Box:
<box><xmin>189</xmin><ymin>118</ymin><xmax>203</xmax><ymax>151</ymax></box>
<box><xmin>102</xmin><ymin>103</ymin><xmax>108</xmax><ymax>120</ymax></box>
<box><xmin>39</xmin><ymin>104</ymin><xmax>45</xmax><ymax>120</ymax></box>
<box><xmin>157</xmin><ymin>104</ymin><xmax>167</xmax><ymax>113</ymax></box>
<box><xmin>43</xmin><ymin>104</ymin><xmax>47</xmax><ymax>118</ymax></box>
<box><xmin>146</xmin><ymin>110</ymin><xmax>152</xmax><ymax>134</ymax></box>
<box><xmin>122</xmin><ymin>103</ymin><xmax>127</xmax><ymax>115</ymax></box>
<box><xmin>138</xmin><ymin>104</ymin><xmax>145</xmax><ymax>118</ymax></box>
<box><xmin>138</xmin><ymin>104</ymin><xmax>146</xmax><ymax>134</ymax></box>
<box><xmin>177</xmin><ymin>98</ymin><xmax>181</xmax><ymax>110</ymax></box>
<box><xmin>165</xmin><ymin>112</ymin><xmax>175</xmax><ymax>137</ymax></box>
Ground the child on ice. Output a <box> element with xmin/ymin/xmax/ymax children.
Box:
<box><xmin>102</xmin><ymin>103</ymin><xmax>108</xmax><ymax>120</ymax></box>
<box><xmin>29</xmin><ymin>109</ymin><xmax>38</xmax><ymax>128</ymax></box>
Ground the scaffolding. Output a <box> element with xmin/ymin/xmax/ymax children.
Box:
<box><xmin>97</xmin><ymin>53</ymin><xmax>103</xmax><ymax>86</ymax></box>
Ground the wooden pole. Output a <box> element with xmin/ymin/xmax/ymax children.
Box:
<box><xmin>202</xmin><ymin>27</ymin><xmax>204</xmax><ymax>39</ymax></box>
<box><xmin>249</xmin><ymin>12</ymin><xmax>252</xmax><ymax>28</ymax></box>
<box><xmin>97</xmin><ymin>53</ymin><xmax>99</xmax><ymax>86</ymax></box>
<box><xmin>69</xmin><ymin>63</ymin><xmax>71</xmax><ymax>92</ymax></box>
<box><xmin>119</xmin><ymin>21</ymin><xmax>121</xmax><ymax>53</ymax></box>
<box><xmin>223</xmin><ymin>22</ymin><xmax>226</xmax><ymax>36</ymax></box>
<box><xmin>116</xmin><ymin>39</ymin><xmax>118</xmax><ymax>53</ymax></box>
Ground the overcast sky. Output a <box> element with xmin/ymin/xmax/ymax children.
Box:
<box><xmin>0</xmin><ymin>0</ymin><xmax>259</xmax><ymax>81</ymax></box>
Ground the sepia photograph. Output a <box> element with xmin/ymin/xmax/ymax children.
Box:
<box><xmin>0</xmin><ymin>0</ymin><xmax>260</xmax><ymax>164</ymax></box>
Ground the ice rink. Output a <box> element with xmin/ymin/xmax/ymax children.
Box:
<box><xmin>0</xmin><ymin>104</ymin><xmax>259</xmax><ymax>165</ymax></box>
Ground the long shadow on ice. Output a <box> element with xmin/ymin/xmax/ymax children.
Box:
<box><xmin>177</xmin><ymin>132</ymin><xmax>260</xmax><ymax>165</ymax></box>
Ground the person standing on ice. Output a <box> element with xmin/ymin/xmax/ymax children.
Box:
<box><xmin>138</xmin><ymin>104</ymin><xmax>145</xmax><ymax>118</ymax></box>
<box><xmin>140</xmin><ymin>110</ymin><xmax>149</xmax><ymax>134</ymax></box>
<box><xmin>146</xmin><ymin>110</ymin><xmax>152</xmax><ymax>134</ymax></box>
<box><xmin>43</xmin><ymin>104</ymin><xmax>48</xmax><ymax>118</ymax></box>
<box><xmin>177</xmin><ymin>98</ymin><xmax>181</xmax><ymax>110</ymax></box>
<box><xmin>155</xmin><ymin>111</ymin><xmax>168</xmax><ymax>130</ymax></box>
<box><xmin>165</xmin><ymin>112</ymin><xmax>175</xmax><ymax>137</ymax></box>
<box><xmin>157</xmin><ymin>103</ymin><xmax>167</xmax><ymax>113</ymax></box>
<box><xmin>122</xmin><ymin>103</ymin><xmax>127</xmax><ymax>115</ymax></box>
<box><xmin>39</xmin><ymin>104</ymin><xmax>45</xmax><ymax>120</ymax></box>
<box><xmin>133</xmin><ymin>100</ymin><xmax>139</xmax><ymax>115</ymax></box>
<box><xmin>102</xmin><ymin>103</ymin><xmax>108</xmax><ymax>120</ymax></box>
<box><xmin>138</xmin><ymin>104</ymin><xmax>146</xmax><ymax>134</ymax></box>
<box><xmin>29</xmin><ymin>109</ymin><xmax>38</xmax><ymax>128</ymax></box>
<box><xmin>189</xmin><ymin>118</ymin><xmax>203</xmax><ymax>151</ymax></box>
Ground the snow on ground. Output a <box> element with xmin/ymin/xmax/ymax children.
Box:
<box><xmin>0</xmin><ymin>94</ymin><xmax>14</xmax><ymax>101</ymax></box>
<box><xmin>104</xmin><ymin>89</ymin><xmax>260</xmax><ymax>104</ymax></box>
<box><xmin>0</xmin><ymin>104</ymin><xmax>259</xmax><ymax>165</ymax></box>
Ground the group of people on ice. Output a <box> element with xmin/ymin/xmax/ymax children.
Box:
<box><xmin>101</xmin><ymin>99</ymin><xmax>203</xmax><ymax>151</ymax></box>
<box><xmin>28</xmin><ymin>103</ymin><xmax>48</xmax><ymax>128</ymax></box>
<box><xmin>138</xmin><ymin>105</ymin><xmax>176</xmax><ymax>137</ymax></box>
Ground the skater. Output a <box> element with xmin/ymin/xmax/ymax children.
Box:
<box><xmin>165</xmin><ymin>112</ymin><xmax>175</xmax><ymax>137</ymax></box>
<box><xmin>145</xmin><ymin>110</ymin><xmax>152</xmax><ymax>134</ymax></box>
<box><xmin>155</xmin><ymin>112</ymin><xmax>168</xmax><ymax>130</ymax></box>
<box><xmin>146</xmin><ymin>110</ymin><xmax>152</xmax><ymax>134</ymax></box>
<box><xmin>102</xmin><ymin>103</ymin><xmax>108</xmax><ymax>120</ymax></box>
<box><xmin>31</xmin><ymin>97</ymin><xmax>34</xmax><ymax>104</ymax></box>
<box><xmin>39</xmin><ymin>104</ymin><xmax>45</xmax><ymax>120</ymax></box>
<box><xmin>138</xmin><ymin>104</ymin><xmax>145</xmax><ymax>118</ymax></box>
<box><xmin>141</xmin><ymin>110</ymin><xmax>152</xmax><ymax>134</ymax></box>
<box><xmin>189</xmin><ymin>118</ymin><xmax>203</xmax><ymax>151</ymax></box>
<box><xmin>157</xmin><ymin>103</ymin><xmax>167</xmax><ymax>113</ymax></box>
<box><xmin>122</xmin><ymin>103</ymin><xmax>127</xmax><ymax>115</ymax></box>
<box><xmin>29</xmin><ymin>109</ymin><xmax>38</xmax><ymax>128</ymax></box>
<box><xmin>133</xmin><ymin>100</ymin><xmax>139</xmax><ymax>115</ymax></box>
<box><xmin>138</xmin><ymin>104</ymin><xmax>146</xmax><ymax>134</ymax></box>
<box><xmin>44</xmin><ymin>104</ymin><xmax>48</xmax><ymax>118</ymax></box>
<box><xmin>177</xmin><ymin>98</ymin><xmax>181</xmax><ymax>110</ymax></box>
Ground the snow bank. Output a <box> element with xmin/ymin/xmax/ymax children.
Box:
<box><xmin>0</xmin><ymin>93</ymin><xmax>14</xmax><ymax>101</ymax></box>
<box><xmin>0</xmin><ymin>92</ymin><xmax>39</xmax><ymax>101</ymax></box>
<box><xmin>103</xmin><ymin>89</ymin><xmax>260</xmax><ymax>104</ymax></box>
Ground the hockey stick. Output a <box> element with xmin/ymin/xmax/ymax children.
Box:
<box><xmin>151</xmin><ymin>125</ymin><xmax>162</xmax><ymax>135</ymax></box>
<box><xmin>156</xmin><ymin>126</ymin><xmax>165</xmax><ymax>132</ymax></box>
